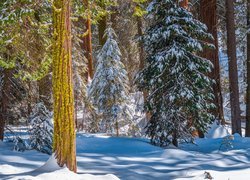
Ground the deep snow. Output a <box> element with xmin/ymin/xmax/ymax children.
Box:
<box><xmin>0</xmin><ymin>125</ymin><xmax>250</xmax><ymax>180</ymax></box>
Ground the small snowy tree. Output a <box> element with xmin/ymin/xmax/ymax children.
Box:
<box><xmin>136</xmin><ymin>0</ymin><xmax>215</xmax><ymax>147</ymax></box>
<box><xmin>88</xmin><ymin>27</ymin><xmax>132</xmax><ymax>136</ymax></box>
<box><xmin>29</xmin><ymin>102</ymin><xmax>53</xmax><ymax>154</ymax></box>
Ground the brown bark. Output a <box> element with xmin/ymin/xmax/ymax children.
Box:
<box><xmin>38</xmin><ymin>74</ymin><xmax>52</xmax><ymax>110</ymax></box>
<box><xmin>52</xmin><ymin>0</ymin><xmax>77</xmax><ymax>172</ymax></box>
<box><xmin>98</xmin><ymin>1</ymin><xmax>107</xmax><ymax>46</ymax></box>
<box><xmin>83</xmin><ymin>0</ymin><xmax>93</xmax><ymax>80</ymax></box>
<box><xmin>246</xmin><ymin>0</ymin><xmax>250</xmax><ymax>137</ymax></box>
<box><xmin>200</xmin><ymin>0</ymin><xmax>225</xmax><ymax>124</ymax></box>
<box><xmin>136</xmin><ymin>16</ymin><xmax>150</xmax><ymax>120</ymax></box>
<box><xmin>137</xmin><ymin>16</ymin><xmax>144</xmax><ymax>71</ymax></box>
<box><xmin>0</xmin><ymin>69</ymin><xmax>12</xmax><ymax>141</ymax></box>
<box><xmin>110</xmin><ymin>6</ymin><xmax>119</xmax><ymax>30</ymax></box>
<box><xmin>179</xmin><ymin>0</ymin><xmax>188</xmax><ymax>8</ymax></box>
<box><xmin>225</xmin><ymin>0</ymin><xmax>242</xmax><ymax>135</ymax></box>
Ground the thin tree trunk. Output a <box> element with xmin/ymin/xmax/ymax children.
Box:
<box><xmin>225</xmin><ymin>0</ymin><xmax>242</xmax><ymax>135</ymax></box>
<box><xmin>98</xmin><ymin>0</ymin><xmax>107</xmax><ymax>46</ymax></box>
<box><xmin>83</xmin><ymin>0</ymin><xmax>93</xmax><ymax>80</ymax></box>
<box><xmin>0</xmin><ymin>69</ymin><xmax>11</xmax><ymax>141</ymax></box>
<box><xmin>136</xmin><ymin>16</ymin><xmax>150</xmax><ymax>120</ymax></box>
<box><xmin>52</xmin><ymin>0</ymin><xmax>77</xmax><ymax>172</ymax></box>
<box><xmin>111</xmin><ymin>5</ymin><xmax>119</xmax><ymax>30</ymax></box>
<box><xmin>179</xmin><ymin>0</ymin><xmax>188</xmax><ymax>8</ymax></box>
<box><xmin>245</xmin><ymin>0</ymin><xmax>250</xmax><ymax>137</ymax></box>
<box><xmin>200</xmin><ymin>0</ymin><xmax>225</xmax><ymax>124</ymax></box>
<box><xmin>38</xmin><ymin>74</ymin><xmax>52</xmax><ymax>110</ymax></box>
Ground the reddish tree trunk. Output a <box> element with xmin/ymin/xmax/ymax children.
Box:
<box><xmin>179</xmin><ymin>0</ymin><xmax>188</xmax><ymax>8</ymax></box>
<box><xmin>245</xmin><ymin>0</ymin><xmax>250</xmax><ymax>137</ymax></box>
<box><xmin>225</xmin><ymin>0</ymin><xmax>242</xmax><ymax>135</ymax></box>
<box><xmin>52</xmin><ymin>0</ymin><xmax>77</xmax><ymax>172</ymax></box>
<box><xmin>0</xmin><ymin>69</ymin><xmax>12</xmax><ymax>141</ymax></box>
<box><xmin>136</xmin><ymin>16</ymin><xmax>150</xmax><ymax>120</ymax></box>
<box><xmin>98</xmin><ymin>1</ymin><xmax>107</xmax><ymax>46</ymax></box>
<box><xmin>83</xmin><ymin>0</ymin><xmax>93</xmax><ymax>80</ymax></box>
<box><xmin>200</xmin><ymin>0</ymin><xmax>225</xmax><ymax>124</ymax></box>
<box><xmin>38</xmin><ymin>74</ymin><xmax>52</xmax><ymax>110</ymax></box>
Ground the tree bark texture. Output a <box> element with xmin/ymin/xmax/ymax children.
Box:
<box><xmin>83</xmin><ymin>0</ymin><xmax>93</xmax><ymax>80</ymax></box>
<box><xmin>200</xmin><ymin>0</ymin><xmax>225</xmax><ymax>124</ymax></box>
<box><xmin>98</xmin><ymin>0</ymin><xmax>107</xmax><ymax>46</ymax></box>
<box><xmin>52</xmin><ymin>0</ymin><xmax>77</xmax><ymax>172</ymax></box>
<box><xmin>179</xmin><ymin>0</ymin><xmax>188</xmax><ymax>8</ymax></box>
<box><xmin>225</xmin><ymin>0</ymin><xmax>242</xmax><ymax>135</ymax></box>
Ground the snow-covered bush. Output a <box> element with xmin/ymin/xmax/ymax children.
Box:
<box><xmin>88</xmin><ymin>27</ymin><xmax>132</xmax><ymax>135</ymax></box>
<box><xmin>136</xmin><ymin>0</ymin><xmax>215</xmax><ymax>147</ymax></box>
<box><xmin>29</xmin><ymin>102</ymin><xmax>53</xmax><ymax>154</ymax></box>
<box><xmin>219</xmin><ymin>135</ymin><xmax>234</xmax><ymax>151</ymax></box>
<box><xmin>13</xmin><ymin>136</ymin><xmax>28</xmax><ymax>152</ymax></box>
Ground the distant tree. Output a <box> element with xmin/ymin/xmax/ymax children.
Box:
<box><xmin>52</xmin><ymin>0</ymin><xmax>77</xmax><ymax>172</ymax></box>
<box><xmin>82</xmin><ymin>0</ymin><xmax>94</xmax><ymax>80</ymax></box>
<box><xmin>225</xmin><ymin>0</ymin><xmax>242</xmax><ymax>135</ymax></box>
<box><xmin>136</xmin><ymin>0</ymin><xmax>214</xmax><ymax>147</ymax></box>
<box><xmin>89</xmin><ymin>28</ymin><xmax>131</xmax><ymax>136</ymax></box>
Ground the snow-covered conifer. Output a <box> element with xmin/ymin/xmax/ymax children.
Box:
<box><xmin>88</xmin><ymin>27</ymin><xmax>132</xmax><ymax>135</ymax></box>
<box><xmin>136</xmin><ymin>0</ymin><xmax>215</xmax><ymax>147</ymax></box>
<box><xmin>29</xmin><ymin>102</ymin><xmax>53</xmax><ymax>154</ymax></box>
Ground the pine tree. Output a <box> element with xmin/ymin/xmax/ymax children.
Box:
<box><xmin>52</xmin><ymin>0</ymin><xmax>77</xmax><ymax>172</ymax></box>
<box><xmin>88</xmin><ymin>28</ymin><xmax>131</xmax><ymax>136</ymax></box>
<box><xmin>136</xmin><ymin>0</ymin><xmax>214</xmax><ymax>147</ymax></box>
<box><xmin>29</xmin><ymin>103</ymin><xmax>53</xmax><ymax>155</ymax></box>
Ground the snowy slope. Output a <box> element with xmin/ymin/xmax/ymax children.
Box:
<box><xmin>1</xmin><ymin>131</ymin><xmax>250</xmax><ymax>180</ymax></box>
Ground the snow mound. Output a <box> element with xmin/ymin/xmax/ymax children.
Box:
<box><xmin>206</xmin><ymin>121</ymin><xmax>229</xmax><ymax>138</ymax></box>
<box><xmin>27</xmin><ymin>154</ymin><xmax>120</xmax><ymax>180</ymax></box>
<box><xmin>35</xmin><ymin>154</ymin><xmax>61</xmax><ymax>172</ymax></box>
<box><xmin>9</xmin><ymin>169</ymin><xmax>120</xmax><ymax>180</ymax></box>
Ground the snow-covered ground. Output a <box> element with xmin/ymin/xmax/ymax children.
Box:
<box><xmin>1</xmin><ymin>125</ymin><xmax>250</xmax><ymax>180</ymax></box>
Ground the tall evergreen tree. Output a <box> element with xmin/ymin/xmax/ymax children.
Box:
<box><xmin>136</xmin><ymin>0</ymin><xmax>214</xmax><ymax>147</ymax></box>
<box><xmin>52</xmin><ymin>0</ymin><xmax>76</xmax><ymax>172</ymax></box>
<box><xmin>89</xmin><ymin>28</ymin><xmax>131</xmax><ymax>136</ymax></box>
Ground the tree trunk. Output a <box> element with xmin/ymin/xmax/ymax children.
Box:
<box><xmin>200</xmin><ymin>0</ymin><xmax>225</xmax><ymax>124</ymax></box>
<box><xmin>38</xmin><ymin>74</ymin><xmax>52</xmax><ymax>110</ymax></box>
<box><xmin>0</xmin><ymin>69</ymin><xmax>11</xmax><ymax>141</ymax></box>
<box><xmin>245</xmin><ymin>0</ymin><xmax>250</xmax><ymax>137</ymax></box>
<box><xmin>136</xmin><ymin>16</ymin><xmax>150</xmax><ymax>120</ymax></box>
<box><xmin>83</xmin><ymin>0</ymin><xmax>93</xmax><ymax>80</ymax></box>
<box><xmin>179</xmin><ymin>0</ymin><xmax>188</xmax><ymax>8</ymax></box>
<box><xmin>98</xmin><ymin>0</ymin><xmax>107</xmax><ymax>46</ymax></box>
<box><xmin>225</xmin><ymin>0</ymin><xmax>242</xmax><ymax>135</ymax></box>
<box><xmin>52</xmin><ymin>0</ymin><xmax>77</xmax><ymax>172</ymax></box>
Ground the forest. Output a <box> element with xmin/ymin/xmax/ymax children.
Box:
<box><xmin>0</xmin><ymin>0</ymin><xmax>250</xmax><ymax>179</ymax></box>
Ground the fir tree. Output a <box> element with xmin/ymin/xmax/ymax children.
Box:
<box><xmin>29</xmin><ymin>102</ymin><xmax>53</xmax><ymax>155</ymax></box>
<box><xmin>88</xmin><ymin>27</ymin><xmax>132</xmax><ymax>136</ymax></box>
<box><xmin>136</xmin><ymin>0</ymin><xmax>215</xmax><ymax>147</ymax></box>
